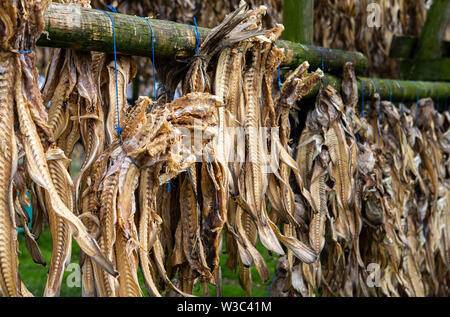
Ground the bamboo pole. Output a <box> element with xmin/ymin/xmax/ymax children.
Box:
<box><xmin>36</xmin><ymin>3</ymin><xmax>450</xmax><ymax>105</ymax></box>
<box><xmin>408</xmin><ymin>0</ymin><xmax>450</xmax><ymax>80</ymax></box>
<box><xmin>282</xmin><ymin>0</ymin><xmax>314</xmax><ymax>44</ymax></box>
<box><xmin>304</xmin><ymin>74</ymin><xmax>450</xmax><ymax>110</ymax></box>
<box><xmin>37</xmin><ymin>3</ymin><xmax>368</xmax><ymax>75</ymax></box>
<box><xmin>411</xmin><ymin>0</ymin><xmax>450</xmax><ymax>61</ymax></box>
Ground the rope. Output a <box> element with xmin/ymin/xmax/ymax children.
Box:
<box><xmin>193</xmin><ymin>17</ymin><xmax>201</xmax><ymax>56</ymax></box>
<box><xmin>101</xmin><ymin>6</ymin><xmax>142</xmax><ymax>169</ymax></box>
<box><xmin>97</xmin><ymin>7</ymin><xmax>122</xmax><ymax>137</ymax></box>
<box><xmin>130</xmin><ymin>157</ymin><xmax>140</xmax><ymax>169</ymax></box>
<box><xmin>107</xmin><ymin>5</ymin><xmax>117</xmax><ymax>13</ymax></box>
<box><xmin>22</xmin><ymin>50</ymin><xmax>33</xmax><ymax>54</ymax></box>
<box><xmin>187</xmin><ymin>17</ymin><xmax>205</xmax><ymax>61</ymax></box>
<box><xmin>137</xmin><ymin>16</ymin><xmax>158</xmax><ymax>107</ymax></box>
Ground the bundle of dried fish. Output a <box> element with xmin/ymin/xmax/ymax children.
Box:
<box><xmin>314</xmin><ymin>0</ymin><xmax>430</xmax><ymax>78</ymax></box>
<box><xmin>270</xmin><ymin>60</ymin><xmax>449</xmax><ymax>297</ymax></box>
<box><xmin>0</xmin><ymin>0</ymin><xmax>116</xmax><ymax>297</ymax></box>
<box><xmin>40</xmin><ymin>0</ymin><xmax>111</xmax><ymax>297</ymax></box>
<box><xmin>1</xmin><ymin>0</ymin><xmax>448</xmax><ymax>299</ymax></box>
<box><xmin>80</xmin><ymin>93</ymin><xmax>220</xmax><ymax>297</ymax></box>
<box><xmin>88</xmin><ymin>0</ymin><xmax>282</xmax><ymax>98</ymax></box>
<box><xmin>91</xmin><ymin>0</ymin><xmax>282</xmax><ymax>28</ymax></box>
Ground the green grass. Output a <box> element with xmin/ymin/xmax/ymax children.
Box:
<box><xmin>18</xmin><ymin>230</ymin><xmax>82</xmax><ymax>296</ymax></box>
<box><xmin>18</xmin><ymin>229</ymin><xmax>278</xmax><ymax>297</ymax></box>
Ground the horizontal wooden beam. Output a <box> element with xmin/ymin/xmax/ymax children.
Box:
<box><xmin>304</xmin><ymin>74</ymin><xmax>450</xmax><ymax>110</ymax></box>
<box><xmin>406</xmin><ymin>58</ymin><xmax>450</xmax><ymax>81</ymax></box>
<box><xmin>390</xmin><ymin>35</ymin><xmax>450</xmax><ymax>59</ymax></box>
<box><xmin>37</xmin><ymin>3</ymin><xmax>368</xmax><ymax>75</ymax></box>
<box><xmin>37</xmin><ymin>3</ymin><xmax>449</xmax><ymax>106</ymax></box>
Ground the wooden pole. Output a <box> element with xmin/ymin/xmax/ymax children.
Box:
<box><xmin>37</xmin><ymin>3</ymin><xmax>368</xmax><ymax>75</ymax></box>
<box><xmin>282</xmin><ymin>0</ymin><xmax>314</xmax><ymax>44</ymax></box>
<box><xmin>36</xmin><ymin>3</ymin><xmax>450</xmax><ymax>105</ymax></box>
<box><xmin>408</xmin><ymin>0</ymin><xmax>450</xmax><ymax>80</ymax></box>
<box><xmin>304</xmin><ymin>74</ymin><xmax>450</xmax><ymax>110</ymax></box>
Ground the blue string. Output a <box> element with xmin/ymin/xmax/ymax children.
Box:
<box><xmin>97</xmin><ymin>8</ymin><xmax>122</xmax><ymax>137</ymax></box>
<box><xmin>356</xmin><ymin>132</ymin><xmax>361</xmax><ymax>144</ymax></box>
<box><xmin>22</xmin><ymin>50</ymin><xmax>33</xmax><ymax>54</ymax></box>
<box><xmin>265</xmin><ymin>271</ymin><xmax>278</xmax><ymax>297</ymax></box>
<box><xmin>107</xmin><ymin>5</ymin><xmax>117</xmax><ymax>13</ymax></box>
<box><xmin>187</xmin><ymin>17</ymin><xmax>204</xmax><ymax>61</ymax></box>
<box><xmin>130</xmin><ymin>157</ymin><xmax>140</xmax><ymax>169</ymax></box>
<box><xmin>137</xmin><ymin>16</ymin><xmax>158</xmax><ymax>106</ymax></box>
<box><xmin>166</xmin><ymin>182</ymin><xmax>171</xmax><ymax>192</ymax></box>
<box><xmin>193</xmin><ymin>17</ymin><xmax>200</xmax><ymax>56</ymax></box>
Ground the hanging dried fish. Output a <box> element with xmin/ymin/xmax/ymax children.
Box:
<box><xmin>0</xmin><ymin>0</ymin><xmax>448</xmax><ymax>298</ymax></box>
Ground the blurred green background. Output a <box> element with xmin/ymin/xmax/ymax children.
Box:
<box><xmin>18</xmin><ymin>231</ymin><xmax>279</xmax><ymax>297</ymax></box>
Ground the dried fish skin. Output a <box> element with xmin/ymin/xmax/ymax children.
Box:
<box><xmin>308</xmin><ymin>149</ymin><xmax>330</xmax><ymax>255</ymax></box>
<box><xmin>0</xmin><ymin>52</ymin><xmax>21</xmax><ymax>297</ymax></box>
<box><xmin>179</xmin><ymin>174</ymin><xmax>211</xmax><ymax>279</ymax></box>
<box><xmin>138</xmin><ymin>166</ymin><xmax>162</xmax><ymax>297</ymax></box>
<box><xmin>16</xmin><ymin>68</ymin><xmax>116</xmax><ymax>278</ymax></box>
<box><xmin>43</xmin><ymin>147</ymin><xmax>74</xmax><ymax>297</ymax></box>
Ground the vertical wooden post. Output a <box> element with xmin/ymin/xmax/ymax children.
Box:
<box><xmin>408</xmin><ymin>0</ymin><xmax>450</xmax><ymax>80</ymax></box>
<box><xmin>282</xmin><ymin>0</ymin><xmax>314</xmax><ymax>44</ymax></box>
